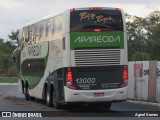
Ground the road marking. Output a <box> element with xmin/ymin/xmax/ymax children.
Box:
<box><xmin>0</xmin><ymin>83</ymin><xmax>18</xmax><ymax>85</ymax></box>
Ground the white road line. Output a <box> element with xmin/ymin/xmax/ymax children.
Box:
<box><xmin>0</xmin><ymin>83</ymin><xmax>18</xmax><ymax>85</ymax></box>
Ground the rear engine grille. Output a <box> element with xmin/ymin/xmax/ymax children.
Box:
<box><xmin>75</xmin><ymin>49</ymin><xmax>120</xmax><ymax>67</ymax></box>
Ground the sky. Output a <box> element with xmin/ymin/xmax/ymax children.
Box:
<box><xmin>0</xmin><ymin>0</ymin><xmax>160</xmax><ymax>40</ymax></box>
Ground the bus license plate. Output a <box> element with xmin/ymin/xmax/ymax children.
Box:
<box><xmin>94</xmin><ymin>93</ymin><xmax>104</xmax><ymax>97</ymax></box>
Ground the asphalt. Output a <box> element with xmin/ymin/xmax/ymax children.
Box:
<box><xmin>0</xmin><ymin>83</ymin><xmax>160</xmax><ymax>109</ymax></box>
<box><xmin>127</xmin><ymin>100</ymin><xmax>160</xmax><ymax>108</ymax></box>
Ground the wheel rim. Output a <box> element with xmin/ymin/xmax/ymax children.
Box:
<box><xmin>47</xmin><ymin>90</ymin><xmax>50</xmax><ymax>104</ymax></box>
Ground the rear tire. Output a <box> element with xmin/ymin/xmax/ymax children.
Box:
<box><xmin>46</xmin><ymin>87</ymin><xmax>53</xmax><ymax>107</ymax></box>
<box><xmin>22</xmin><ymin>81</ymin><xmax>24</xmax><ymax>94</ymax></box>
<box><xmin>24</xmin><ymin>85</ymin><xmax>29</xmax><ymax>101</ymax></box>
<box><xmin>53</xmin><ymin>90</ymin><xmax>61</xmax><ymax>109</ymax></box>
<box><xmin>24</xmin><ymin>83</ymin><xmax>35</xmax><ymax>101</ymax></box>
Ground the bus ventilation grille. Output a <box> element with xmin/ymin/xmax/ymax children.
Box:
<box><xmin>75</xmin><ymin>49</ymin><xmax>120</xmax><ymax>67</ymax></box>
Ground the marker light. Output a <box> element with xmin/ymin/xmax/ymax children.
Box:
<box><xmin>89</xmin><ymin>7</ymin><xmax>102</xmax><ymax>10</ymax></box>
<box><xmin>94</xmin><ymin>28</ymin><xmax>101</xmax><ymax>32</ymax></box>
<box><xmin>70</xmin><ymin>8</ymin><xmax>75</xmax><ymax>12</ymax></box>
<box><xmin>116</xmin><ymin>8</ymin><xmax>121</xmax><ymax>12</ymax></box>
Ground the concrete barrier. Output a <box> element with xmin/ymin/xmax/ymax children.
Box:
<box><xmin>128</xmin><ymin>61</ymin><xmax>160</xmax><ymax>103</ymax></box>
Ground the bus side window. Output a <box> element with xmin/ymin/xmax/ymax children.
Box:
<box><xmin>24</xmin><ymin>27</ymin><xmax>29</xmax><ymax>46</ymax></box>
<box><xmin>28</xmin><ymin>26</ymin><xmax>33</xmax><ymax>45</ymax></box>
<box><xmin>39</xmin><ymin>21</ymin><xmax>45</xmax><ymax>42</ymax></box>
<box><xmin>54</xmin><ymin>15</ymin><xmax>63</xmax><ymax>40</ymax></box>
<box><xmin>45</xmin><ymin>20</ymin><xmax>51</xmax><ymax>41</ymax></box>
<box><xmin>45</xmin><ymin>22</ymin><xmax>49</xmax><ymax>39</ymax></box>
<box><xmin>32</xmin><ymin>25</ymin><xmax>37</xmax><ymax>44</ymax></box>
<box><xmin>22</xmin><ymin>59</ymin><xmax>45</xmax><ymax>77</ymax></box>
<box><xmin>35</xmin><ymin>23</ymin><xmax>39</xmax><ymax>43</ymax></box>
<box><xmin>52</xmin><ymin>18</ymin><xmax>55</xmax><ymax>40</ymax></box>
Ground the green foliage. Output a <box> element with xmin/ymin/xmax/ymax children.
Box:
<box><xmin>7</xmin><ymin>65</ymin><xmax>18</xmax><ymax>77</ymax></box>
<box><xmin>8</xmin><ymin>30</ymin><xmax>19</xmax><ymax>41</ymax></box>
<box><xmin>152</xmin><ymin>24</ymin><xmax>160</xmax><ymax>40</ymax></box>
<box><xmin>1</xmin><ymin>54</ymin><xmax>11</xmax><ymax>72</ymax></box>
<box><xmin>0</xmin><ymin>77</ymin><xmax>18</xmax><ymax>83</ymax></box>
<box><xmin>127</xmin><ymin>11</ymin><xmax>160</xmax><ymax>61</ymax></box>
<box><xmin>0</xmin><ymin>33</ymin><xmax>18</xmax><ymax>76</ymax></box>
<box><xmin>146</xmin><ymin>36</ymin><xmax>160</xmax><ymax>60</ymax></box>
<box><xmin>131</xmin><ymin>52</ymin><xmax>151</xmax><ymax>61</ymax></box>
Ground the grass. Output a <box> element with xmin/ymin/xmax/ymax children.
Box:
<box><xmin>0</xmin><ymin>77</ymin><xmax>18</xmax><ymax>83</ymax></box>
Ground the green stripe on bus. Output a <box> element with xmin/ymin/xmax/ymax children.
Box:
<box><xmin>70</xmin><ymin>31</ymin><xmax>124</xmax><ymax>50</ymax></box>
<box><xmin>22</xmin><ymin>76</ymin><xmax>41</xmax><ymax>86</ymax></box>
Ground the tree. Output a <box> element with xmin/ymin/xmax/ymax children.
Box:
<box><xmin>8</xmin><ymin>30</ymin><xmax>19</xmax><ymax>46</ymax></box>
<box><xmin>0</xmin><ymin>38</ymin><xmax>17</xmax><ymax>76</ymax></box>
<box><xmin>126</xmin><ymin>14</ymin><xmax>148</xmax><ymax>61</ymax></box>
<box><xmin>126</xmin><ymin>11</ymin><xmax>160</xmax><ymax>61</ymax></box>
<box><xmin>143</xmin><ymin>11</ymin><xmax>160</xmax><ymax>38</ymax></box>
<box><xmin>146</xmin><ymin>23</ymin><xmax>160</xmax><ymax>60</ymax></box>
<box><xmin>152</xmin><ymin>24</ymin><xmax>160</xmax><ymax>41</ymax></box>
<box><xmin>131</xmin><ymin>52</ymin><xmax>151</xmax><ymax>61</ymax></box>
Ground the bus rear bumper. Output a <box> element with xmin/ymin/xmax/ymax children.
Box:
<box><xmin>64</xmin><ymin>86</ymin><xmax>128</xmax><ymax>103</ymax></box>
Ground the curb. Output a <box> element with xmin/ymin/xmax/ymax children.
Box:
<box><xmin>0</xmin><ymin>83</ymin><xmax>18</xmax><ymax>85</ymax></box>
<box><xmin>127</xmin><ymin>100</ymin><xmax>160</xmax><ymax>107</ymax></box>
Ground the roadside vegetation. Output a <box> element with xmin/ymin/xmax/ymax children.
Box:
<box><xmin>126</xmin><ymin>11</ymin><xmax>160</xmax><ymax>61</ymax></box>
<box><xmin>0</xmin><ymin>77</ymin><xmax>18</xmax><ymax>83</ymax></box>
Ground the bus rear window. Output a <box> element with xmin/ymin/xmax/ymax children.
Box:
<box><xmin>70</xmin><ymin>10</ymin><xmax>123</xmax><ymax>32</ymax></box>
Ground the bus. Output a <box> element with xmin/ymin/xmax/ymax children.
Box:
<box><xmin>12</xmin><ymin>7</ymin><xmax>128</xmax><ymax>110</ymax></box>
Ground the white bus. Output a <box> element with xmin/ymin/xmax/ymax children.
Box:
<box><xmin>13</xmin><ymin>7</ymin><xmax>128</xmax><ymax>110</ymax></box>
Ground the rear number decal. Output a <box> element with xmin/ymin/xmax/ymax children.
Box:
<box><xmin>76</xmin><ymin>78</ymin><xmax>96</xmax><ymax>84</ymax></box>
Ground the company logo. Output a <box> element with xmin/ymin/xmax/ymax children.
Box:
<box><xmin>1</xmin><ymin>112</ymin><xmax>42</xmax><ymax>118</ymax></box>
<box><xmin>2</xmin><ymin>112</ymin><xmax>11</xmax><ymax>117</ymax></box>
<box><xmin>74</xmin><ymin>36</ymin><xmax>120</xmax><ymax>43</ymax></box>
<box><xmin>28</xmin><ymin>45</ymin><xmax>41</xmax><ymax>57</ymax></box>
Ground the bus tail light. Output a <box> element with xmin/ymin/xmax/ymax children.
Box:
<box><xmin>70</xmin><ymin>8</ymin><xmax>75</xmax><ymax>12</ymax></box>
<box><xmin>121</xmin><ymin>65</ymin><xmax>128</xmax><ymax>88</ymax></box>
<box><xmin>94</xmin><ymin>28</ymin><xmax>101</xmax><ymax>32</ymax></box>
<box><xmin>66</xmin><ymin>68</ymin><xmax>76</xmax><ymax>90</ymax></box>
<box><xmin>67</xmin><ymin>68</ymin><xmax>72</xmax><ymax>81</ymax></box>
<box><xmin>116</xmin><ymin>8</ymin><xmax>121</xmax><ymax>12</ymax></box>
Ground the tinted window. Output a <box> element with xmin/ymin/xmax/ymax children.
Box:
<box><xmin>52</xmin><ymin>15</ymin><xmax>63</xmax><ymax>40</ymax></box>
<box><xmin>70</xmin><ymin>10</ymin><xmax>123</xmax><ymax>32</ymax></box>
<box><xmin>22</xmin><ymin>59</ymin><xmax>45</xmax><ymax>77</ymax></box>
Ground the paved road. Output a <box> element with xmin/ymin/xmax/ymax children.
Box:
<box><xmin>0</xmin><ymin>85</ymin><xmax>160</xmax><ymax>120</ymax></box>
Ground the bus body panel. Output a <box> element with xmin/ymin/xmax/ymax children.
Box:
<box><xmin>67</xmin><ymin>7</ymin><xmax>128</xmax><ymax>99</ymax></box>
<box><xmin>64</xmin><ymin>86</ymin><xmax>127</xmax><ymax>102</ymax></box>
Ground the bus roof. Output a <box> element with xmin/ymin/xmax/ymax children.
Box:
<box><xmin>22</xmin><ymin>7</ymin><xmax>123</xmax><ymax>28</ymax></box>
<box><xmin>23</xmin><ymin>11</ymin><xmax>64</xmax><ymax>28</ymax></box>
<box><xmin>72</xmin><ymin>7</ymin><xmax>120</xmax><ymax>11</ymax></box>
